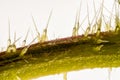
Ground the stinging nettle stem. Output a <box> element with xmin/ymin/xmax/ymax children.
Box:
<box><xmin>20</xmin><ymin>37</ymin><xmax>37</xmax><ymax>57</ymax></box>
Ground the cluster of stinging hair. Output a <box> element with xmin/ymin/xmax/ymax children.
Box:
<box><xmin>2</xmin><ymin>0</ymin><xmax>120</xmax><ymax>57</ymax></box>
